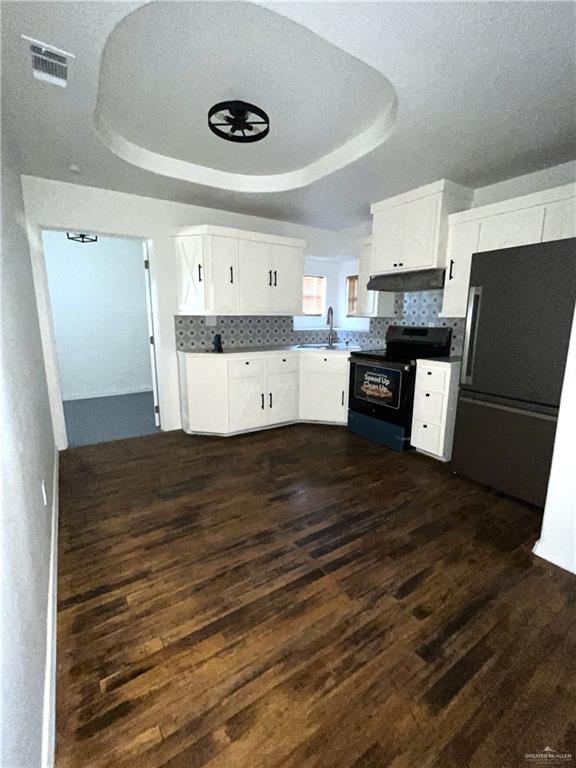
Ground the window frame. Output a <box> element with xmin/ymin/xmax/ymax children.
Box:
<box><xmin>302</xmin><ymin>274</ymin><xmax>327</xmax><ymax>317</ymax></box>
<box><xmin>346</xmin><ymin>274</ymin><xmax>359</xmax><ymax>317</ymax></box>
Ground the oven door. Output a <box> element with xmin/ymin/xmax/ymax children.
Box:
<box><xmin>348</xmin><ymin>359</ymin><xmax>415</xmax><ymax>427</ymax></box>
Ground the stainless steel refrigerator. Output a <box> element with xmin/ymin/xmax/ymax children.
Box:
<box><xmin>451</xmin><ymin>238</ymin><xmax>576</xmax><ymax>507</ymax></box>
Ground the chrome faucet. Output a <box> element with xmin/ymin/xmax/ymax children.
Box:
<box><xmin>326</xmin><ymin>306</ymin><xmax>337</xmax><ymax>349</ymax></box>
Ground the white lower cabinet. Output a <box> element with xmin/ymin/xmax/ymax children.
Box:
<box><xmin>410</xmin><ymin>359</ymin><xmax>461</xmax><ymax>462</ymax></box>
<box><xmin>228</xmin><ymin>375</ymin><xmax>267</xmax><ymax>433</ymax></box>
<box><xmin>299</xmin><ymin>354</ymin><xmax>349</xmax><ymax>424</ymax></box>
<box><xmin>178</xmin><ymin>350</ymin><xmax>350</xmax><ymax>435</ymax></box>
<box><xmin>268</xmin><ymin>371</ymin><xmax>299</xmax><ymax>425</ymax></box>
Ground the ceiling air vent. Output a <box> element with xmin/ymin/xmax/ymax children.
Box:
<box><xmin>22</xmin><ymin>36</ymin><xmax>74</xmax><ymax>87</ymax></box>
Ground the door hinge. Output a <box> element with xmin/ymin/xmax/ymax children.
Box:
<box><xmin>149</xmin><ymin>336</ymin><xmax>154</xmax><ymax>345</ymax></box>
<box><xmin>154</xmin><ymin>405</ymin><xmax>159</xmax><ymax>414</ymax></box>
<box><xmin>144</xmin><ymin>259</ymin><xmax>149</xmax><ymax>269</ymax></box>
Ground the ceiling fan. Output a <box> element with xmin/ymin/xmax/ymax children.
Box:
<box><xmin>208</xmin><ymin>100</ymin><xmax>270</xmax><ymax>143</ymax></box>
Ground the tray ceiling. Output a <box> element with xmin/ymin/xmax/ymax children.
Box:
<box><xmin>1</xmin><ymin>1</ymin><xmax>575</xmax><ymax>228</ymax></box>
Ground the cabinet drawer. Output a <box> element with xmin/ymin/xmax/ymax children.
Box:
<box><xmin>267</xmin><ymin>355</ymin><xmax>299</xmax><ymax>376</ymax></box>
<box><xmin>412</xmin><ymin>419</ymin><xmax>442</xmax><ymax>455</ymax></box>
<box><xmin>413</xmin><ymin>390</ymin><xmax>444</xmax><ymax>424</ymax></box>
<box><xmin>300</xmin><ymin>354</ymin><xmax>349</xmax><ymax>375</ymax></box>
<box><xmin>417</xmin><ymin>365</ymin><xmax>447</xmax><ymax>393</ymax></box>
<box><xmin>228</xmin><ymin>358</ymin><xmax>267</xmax><ymax>378</ymax></box>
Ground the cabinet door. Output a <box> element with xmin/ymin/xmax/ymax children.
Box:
<box><xmin>205</xmin><ymin>236</ymin><xmax>239</xmax><ymax>314</ymax></box>
<box><xmin>300</xmin><ymin>372</ymin><xmax>347</xmax><ymax>423</ymax></box>
<box><xmin>238</xmin><ymin>240</ymin><xmax>272</xmax><ymax>314</ymax></box>
<box><xmin>543</xmin><ymin>198</ymin><xmax>576</xmax><ymax>242</ymax></box>
<box><xmin>176</xmin><ymin>236</ymin><xmax>205</xmax><ymax>313</ymax></box>
<box><xmin>477</xmin><ymin>207</ymin><xmax>545</xmax><ymax>252</ymax></box>
<box><xmin>271</xmin><ymin>244</ymin><xmax>304</xmax><ymax>315</ymax></box>
<box><xmin>371</xmin><ymin>206</ymin><xmax>405</xmax><ymax>273</ymax></box>
<box><xmin>400</xmin><ymin>194</ymin><xmax>440</xmax><ymax>270</ymax></box>
<box><xmin>267</xmin><ymin>372</ymin><xmax>299</xmax><ymax>425</ymax></box>
<box><xmin>228</xmin><ymin>376</ymin><xmax>267</xmax><ymax>433</ymax></box>
<box><xmin>439</xmin><ymin>220</ymin><xmax>481</xmax><ymax>318</ymax></box>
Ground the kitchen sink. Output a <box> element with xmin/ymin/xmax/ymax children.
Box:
<box><xmin>297</xmin><ymin>343</ymin><xmax>351</xmax><ymax>350</ymax></box>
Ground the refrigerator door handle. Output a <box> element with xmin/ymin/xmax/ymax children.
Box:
<box><xmin>461</xmin><ymin>286</ymin><xmax>482</xmax><ymax>385</ymax></box>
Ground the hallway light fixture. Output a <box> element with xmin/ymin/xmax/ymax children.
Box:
<box><xmin>66</xmin><ymin>232</ymin><xmax>98</xmax><ymax>243</ymax></box>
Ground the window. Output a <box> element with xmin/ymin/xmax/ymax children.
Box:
<box><xmin>302</xmin><ymin>275</ymin><xmax>326</xmax><ymax>315</ymax></box>
<box><xmin>346</xmin><ymin>275</ymin><xmax>358</xmax><ymax>316</ymax></box>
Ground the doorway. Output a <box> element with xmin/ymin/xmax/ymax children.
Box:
<box><xmin>42</xmin><ymin>230</ymin><xmax>160</xmax><ymax>447</ymax></box>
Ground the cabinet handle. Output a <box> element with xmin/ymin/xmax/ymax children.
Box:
<box><xmin>273</xmin><ymin>270</ymin><xmax>277</xmax><ymax>286</ymax></box>
<box><xmin>427</xmin><ymin>371</ymin><xmax>432</xmax><ymax>375</ymax></box>
<box><xmin>399</xmin><ymin>262</ymin><xmax>404</xmax><ymax>267</ymax></box>
<box><xmin>341</xmin><ymin>391</ymin><xmax>345</xmax><ymax>406</ymax></box>
<box><xmin>230</xmin><ymin>266</ymin><xmax>234</xmax><ymax>284</ymax></box>
<box><xmin>245</xmin><ymin>361</ymin><xmax>250</xmax><ymax>365</ymax></box>
<box><xmin>261</xmin><ymin>393</ymin><xmax>265</xmax><ymax>409</ymax></box>
<box><xmin>198</xmin><ymin>264</ymin><xmax>202</xmax><ymax>282</ymax></box>
<box><xmin>393</xmin><ymin>263</ymin><xmax>397</xmax><ymax>267</ymax></box>
<box><xmin>425</xmin><ymin>393</ymin><xmax>430</xmax><ymax>397</ymax></box>
<box><xmin>269</xmin><ymin>392</ymin><xmax>273</xmax><ymax>408</ymax></box>
<box><xmin>449</xmin><ymin>259</ymin><xmax>454</xmax><ymax>280</ymax></box>
<box><xmin>423</xmin><ymin>424</ymin><xmax>428</xmax><ymax>429</ymax></box>
<box><xmin>268</xmin><ymin>270</ymin><xmax>272</xmax><ymax>286</ymax></box>
<box><xmin>282</xmin><ymin>358</ymin><xmax>286</xmax><ymax>362</ymax></box>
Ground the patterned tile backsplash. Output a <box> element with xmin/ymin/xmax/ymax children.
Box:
<box><xmin>175</xmin><ymin>290</ymin><xmax>463</xmax><ymax>355</ymax></box>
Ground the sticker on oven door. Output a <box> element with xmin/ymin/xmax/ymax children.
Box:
<box><xmin>354</xmin><ymin>364</ymin><xmax>402</xmax><ymax>409</ymax></box>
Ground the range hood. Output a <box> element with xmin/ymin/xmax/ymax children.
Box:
<box><xmin>367</xmin><ymin>268</ymin><xmax>445</xmax><ymax>292</ymax></box>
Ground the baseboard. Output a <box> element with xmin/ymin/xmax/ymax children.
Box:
<box><xmin>41</xmin><ymin>451</ymin><xmax>59</xmax><ymax>768</ymax></box>
<box><xmin>63</xmin><ymin>386</ymin><xmax>153</xmax><ymax>401</ymax></box>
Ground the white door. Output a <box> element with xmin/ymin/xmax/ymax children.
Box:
<box><xmin>228</xmin><ymin>376</ymin><xmax>267</xmax><ymax>432</ymax></box>
<box><xmin>439</xmin><ymin>220</ymin><xmax>481</xmax><ymax>318</ymax></box>
<box><xmin>238</xmin><ymin>240</ymin><xmax>272</xmax><ymax>314</ymax></box>
<box><xmin>206</xmin><ymin>236</ymin><xmax>239</xmax><ymax>314</ymax></box>
<box><xmin>267</xmin><ymin>372</ymin><xmax>299</xmax><ymax>425</ymax></box>
<box><xmin>477</xmin><ymin>207</ymin><xmax>545</xmax><ymax>252</ymax></box>
<box><xmin>300</xmin><ymin>372</ymin><xmax>347</xmax><ymax>423</ymax></box>
<box><xmin>176</xmin><ymin>236</ymin><xmax>205</xmax><ymax>313</ymax></box>
<box><xmin>270</xmin><ymin>244</ymin><xmax>304</xmax><ymax>315</ymax></box>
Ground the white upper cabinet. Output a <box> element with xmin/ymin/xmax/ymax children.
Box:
<box><xmin>543</xmin><ymin>197</ymin><xmax>576</xmax><ymax>242</ymax></box>
<box><xmin>440</xmin><ymin>183</ymin><xmax>576</xmax><ymax>318</ymax></box>
<box><xmin>476</xmin><ymin>207</ymin><xmax>545</xmax><ymax>252</ymax></box>
<box><xmin>370</xmin><ymin>180</ymin><xmax>473</xmax><ymax>275</ymax></box>
<box><xmin>238</xmin><ymin>239</ymin><xmax>273</xmax><ymax>314</ymax></box>
<box><xmin>205</xmin><ymin>235</ymin><xmax>239</xmax><ymax>314</ymax></box>
<box><xmin>175</xmin><ymin>226</ymin><xmax>305</xmax><ymax>316</ymax></box>
<box><xmin>352</xmin><ymin>237</ymin><xmax>396</xmax><ymax>317</ymax></box>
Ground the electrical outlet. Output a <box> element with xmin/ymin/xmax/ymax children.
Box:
<box><xmin>41</xmin><ymin>479</ymin><xmax>48</xmax><ymax>507</ymax></box>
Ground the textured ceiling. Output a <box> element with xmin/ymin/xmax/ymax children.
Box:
<box><xmin>2</xmin><ymin>1</ymin><xmax>575</xmax><ymax>228</ymax></box>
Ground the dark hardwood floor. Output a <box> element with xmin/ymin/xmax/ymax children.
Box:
<box><xmin>56</xmin><ymin>425</ymin><xmax>576</xmax><ymax>768</ymax></box>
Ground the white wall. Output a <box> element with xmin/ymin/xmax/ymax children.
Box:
<box><xmin>21</xmin><ymin>176</ymin><xmax>344</xmax><ymax>446</ymax></box>
<box><xmin>533</xmin><ymin>305</ymin><xmax>576</xmax><ymax>575</ymax></box>
<box><xmin>1</xmin><ymin>130</ymin><xmax>58</xmax><ymax>767</ymax></box>
<box><xmin>42</xmin><ymin>231</ymin><xmax>153</xmax><ymax>400</ymax></box>
<box><xmin>294</xmin><ymin>253</ymin><xmax>370</xmax><ymax>332</ymax></box>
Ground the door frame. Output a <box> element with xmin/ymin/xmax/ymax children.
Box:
<box><xmin>29</xmin><ymin>225</ymin><xmax>161</xmax><ymax>449</ymax></box>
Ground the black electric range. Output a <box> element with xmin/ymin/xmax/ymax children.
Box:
<box><xmin>347</xmin><ymin>326</ymin><xmax>452</xmax><ymax>451</ymax></box>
